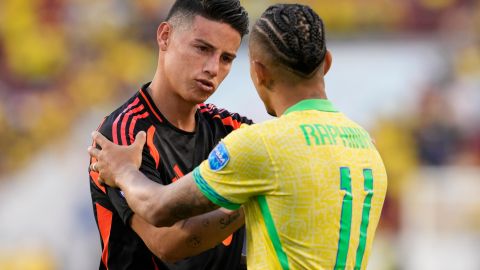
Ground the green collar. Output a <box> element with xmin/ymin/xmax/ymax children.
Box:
<box><xmin>283</xmin><ymin>99</ymin><xmax>338</xmax><ymax>115</ymax></box>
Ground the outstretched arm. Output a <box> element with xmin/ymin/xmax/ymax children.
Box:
<box><xmin>118</xmin><ymin>168</ymin><xmax>218</xmax><ymax>227</ymax></box>
<box><xmin>89</xmin><ymin>131</ymin><xmax>222</xmax><ymax>227</ymax></box>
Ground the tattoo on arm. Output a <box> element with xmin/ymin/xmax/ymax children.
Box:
<box><xmin>169</xmin><ymin>200</ymin><xmax>217</xmax><ymax>221</ymax></box>
<box><xmin>219</xmin><ymin>211</ymin><xmax>240</xmax><ymax>229</ymax></box>
<box><xmin>182</xmin><ymin>211</ymin><xmax>241</xmax><ymax>249</ymax></box>
<box><xmin>202</xmin><ymin>218</ymin><xmax>210</xmax><ymax>227</ymax></box>
<box><xmin>170</xmin><ymin>203</ymin><xmax>194</xmax><ymax>221</ymax></box>
<box><xmin>168</xmin><ymin>180</ymin><xmax>218</xmax><ymax>222</ymax></box>
<box><xmin>187</xmin><ymin>235</ymin><xmax>201</xmax><ymax>248</ymax></box>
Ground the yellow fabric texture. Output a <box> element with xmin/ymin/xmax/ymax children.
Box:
<box><xmin>196</xmin><ymin>106</ymin><xmax>387</xmax><ymax>270</ymax></box>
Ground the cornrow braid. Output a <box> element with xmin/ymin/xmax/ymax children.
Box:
<box><xmin>252</xmin><ymin>4</ymin><xmax>326</xmax><ymax>78</ymax></box>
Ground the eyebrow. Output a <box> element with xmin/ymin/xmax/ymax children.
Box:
<box><xmin>193</xmin><ymin>38</ymin><xmax>237</xmax><ymax>59</ymax></box>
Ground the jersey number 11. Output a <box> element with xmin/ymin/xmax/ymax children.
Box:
<box><xmin>334</xmin><ymin>167</ymin><xmax>374</xmax><ymax>270</ymax></box>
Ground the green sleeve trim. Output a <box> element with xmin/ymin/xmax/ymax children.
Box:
<box><xmin>257</xmin><ymin>196</ymin><xmax>290</xmax><ymax>270</ymax></box>
<box><xmin>193</xmin><ymin>167</ymin><xmax>241</xmax><ymax>210</ymax></box>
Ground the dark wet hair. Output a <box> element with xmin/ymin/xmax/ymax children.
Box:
<box><xmin>167</xmin><ymin>0</ymin><xmax>249</xmax><ymax>38</ymax></box>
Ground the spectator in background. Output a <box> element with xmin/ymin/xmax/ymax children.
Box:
<box><xmin>414</xmin><ymin>87</ymin><xmax>460</xmax><ymax>165</ymax></box>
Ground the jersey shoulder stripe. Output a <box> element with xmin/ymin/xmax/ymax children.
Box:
<box><xmin>112</xmin><ymin>97</ymin><xmax>141</xmax><ymax>145</ymax></box>
<box><xmin>119</xmin><ymin>104</ymin><xmax>145</xmax><ymax>145</ymax></box>
<box><xmin>146</xmin><ymin>125</ymin><xmax>160</xmax><ymax>169</ymax></box>
<box><xmin>128</xmin><ymin>111</ymin><xmax>149</xmax><ymax>144</ymax></box>
<box><xmin>139</xmin><ymin>88</ymin><xmax>163</xmax><ymax>123</ymax></box>
<box><xmin>197</xmin><ymin>103</ymin><xmax>253</xmax><ymax>129</ymax></box>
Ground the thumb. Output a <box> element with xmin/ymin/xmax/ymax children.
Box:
<box><xmin>134</xmin><ymin>131</ymin><xmax>147</xmax><ymax>149</ymax></box>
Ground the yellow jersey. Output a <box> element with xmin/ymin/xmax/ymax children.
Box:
<box><xmin>193</xmin><ymin>99</ymin><xmax>387</xmax><ymax>270</ymax></box>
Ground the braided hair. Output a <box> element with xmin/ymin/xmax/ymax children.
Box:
<box><xmin>251</xmin><ymin>4</ymin><xmax>327</xmax><ymax>78</ymax></box>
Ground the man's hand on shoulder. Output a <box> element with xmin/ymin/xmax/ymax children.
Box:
<box><xmin>88</xmin><ymin>131</ymin><xmax>146</xmax><ymax>188</ymax></box>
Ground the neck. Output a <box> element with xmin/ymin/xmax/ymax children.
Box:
<box><xmin>148</xmin><ymin>70</ymin><xmax>197</xmax><ymax>132</ymax></box>
<box><xmin>271</xmin><ymin>79</ymin><xmax>328</xmax><ymax>116</ymax></box>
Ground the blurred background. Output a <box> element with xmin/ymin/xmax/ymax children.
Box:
<box><xmin>0</xmin><ymin>0</ymin><xmax>479</xmax><ymax>269</ymax></box>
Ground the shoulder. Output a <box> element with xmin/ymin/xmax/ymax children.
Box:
<box><xmin>197</xmin><ymin>103</ymin><xmax>230</xmax><ymax>119</ymax></box>
<box><xmin>229</xmin><ymin>116</ymin><xmax>293</xmax><ymax>145</ymax></box>
<box><xmin>198</xmin><ymin>103</ymin><xmax>254</xmax><ymax>129</ymax></box>
<box><xmin>209</xmin><ymin>122</ymin><xmax>272</xmax><ymax>178</ymax></box>
<box><xmin>98</xmin><ymin>92</ymin><xmax>153</xmax><ymax>145</ymax></box>
<box><xmin>221</xmin><ymin>123</ymin><xmax>266</xmax><ymax>154</ymax></box>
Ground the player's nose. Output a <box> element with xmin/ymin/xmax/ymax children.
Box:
<box><xmin>203</xmin><ymin>56</ymin><xmax>219</xmax><ymax>77</ymax></box>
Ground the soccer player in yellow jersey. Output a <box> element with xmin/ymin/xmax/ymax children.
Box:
<box><xmin>89</xmin><ymin>4</ymin><xmax>388</xmax><ymax>270</ymax></box>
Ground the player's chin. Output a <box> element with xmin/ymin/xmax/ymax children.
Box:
<box><xmin>189</xmin><ymin>91</ymin><xmax>214</xmax><ymax>104</ymax></box>
<box><xmin>267</xmin><ymin>109</ymin><xmax>277</xmax><ymax>117</ymax></box>
<box><xmin>264</xmin><ymin>105</ymin><xmax>277</xmax><ymax>117</ymax></box>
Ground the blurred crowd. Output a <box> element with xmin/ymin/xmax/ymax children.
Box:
<box><xmin>0</xmin><ymin>0</ymin><xmax>479</xmax><ymax>174</ymax></box>
<box><xmin>367</xmin><ymin>0</ymin><xmax>480</xmax><ymax>251</ymax></box>
<box><xmin>0</xmin><ymin>0</ymin><xmax>167</xmax><ymax>173</ymax></box>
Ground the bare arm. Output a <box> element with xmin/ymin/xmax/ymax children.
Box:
<box><xmin>131</xmin><ymin>208</ymin><xmax>244</xmax><ymax>263</ymax></box>
<box><xmin>117</xmin><ymin>168</ymin><xmax>219</xmax><ymax>227</ymax></box>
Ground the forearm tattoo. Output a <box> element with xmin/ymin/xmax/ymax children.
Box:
<box><xmin>183</xmin><ymin>211</ymin><xmax>241</xmax><ymax>248</ymax></box>
<box><xmin>187</xmin><ymin>235</ymin><xmax>201</xmax><ymax>248</ymax></box>
<box><xmin>170</xmin><ymin>203</ymin><xmax>195</xmax><ymax>221</ymax></box>
<box><xmin>219</xmin><ymin>211</ymin><xmax>240</xmax><ymax>229</ymax></box>
<box><xmin>202</xmin><ymin>218</ymin><xmax>210</xmax><ymax>227</ymax></box>
<box><xmin>169</xmin><ymin>184</ymin><xmax>218</xmax><ymax>221</ymax></box>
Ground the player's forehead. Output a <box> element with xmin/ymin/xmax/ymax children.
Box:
<box><xmin>176</xmin><ymin>15</ymin><xmax>242</xmax><ymax>51</ymax></box>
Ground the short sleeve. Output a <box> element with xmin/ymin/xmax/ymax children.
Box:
<box><xmin>193</xmin><ymin>125</ymin><xmax>275</xmax><ymax>209</ymax></box>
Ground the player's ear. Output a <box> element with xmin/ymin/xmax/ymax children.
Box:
<box><xmin>322</xmin><ymin>50</ymin><xmax>332</xmax><ymax>75</ymax></box>
<box><xmin>252</xmin><ymin>60</ymin><xmax>273</xmax><ymax>90</ymax></box>
<box><xmin>157</xmin><ymin>22</ymin><xmax>171</xmax><ymax>51</ymax></box>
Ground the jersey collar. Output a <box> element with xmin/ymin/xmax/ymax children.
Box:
<box><xmin>283</xmin><ymin>99</ymin><xmax>338</xmax><ymax>115</ymax></box>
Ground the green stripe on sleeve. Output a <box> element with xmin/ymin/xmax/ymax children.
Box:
<box><xmin>193</xmin><ymin>168</ymin><xmax>241</xmax><ymax>210</ymax></box>
<box><xmin>258</xmin><ymin>196</ymin><xmax>290</xmax><ymax>270</ymax></box>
